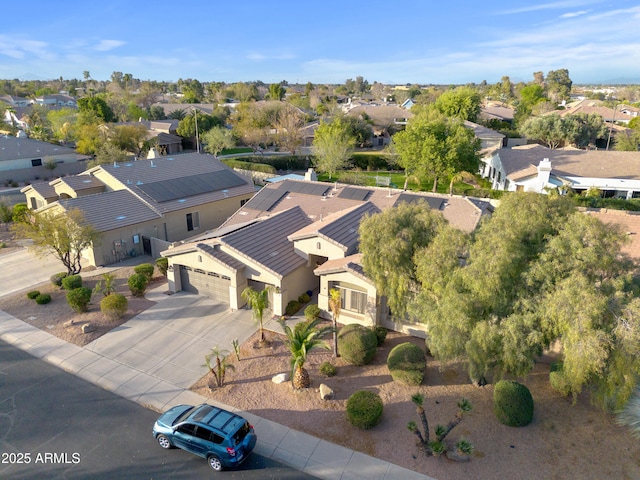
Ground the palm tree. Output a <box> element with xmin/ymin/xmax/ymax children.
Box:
<box><xmin>241</xmin><ymin>286</ymin><xmax>273</xmax><ymax>343</ymax></box>
<box><xmin>278</xmin><ymin>318</ymin><xmax>333</xmax><ymax>389</ymax></box>
<box><xmin>204</xmin><ymin>347</ymin><xmax>235</xmax><ymax>388</ymax></box>
<box><xmin>328</xmin><ymin>288</ymin><xmax>341</xmax><ymax>357</ymax></box>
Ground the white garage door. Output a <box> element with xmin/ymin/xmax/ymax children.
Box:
<box><xmin>180</xmin><ymin>266</ymin><xmax>230</xmax><ymax>303</ymax></box>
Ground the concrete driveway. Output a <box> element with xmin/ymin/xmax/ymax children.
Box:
<box><xmin>0</xmin><ymin>247</ymin><xmax>67</xmax><ymax>299</ymax></box>
<box><xmin>84</xmin><ymin>290</ymin><xmax>257</xmax><ymax>389</ymax></box>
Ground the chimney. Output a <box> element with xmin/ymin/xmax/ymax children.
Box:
<box><xmin>537</xmin><ymin>158</ymin><xmax>552</xmax><ymax>192</ymax></box>
<box><xmin>304</xmin><ymin>168</ymin><xmax>317</xmax><ymax>182</ymax></box>
<box><xmin>147</xmin><ymin>147</ymin><xmax>159</xmax><ymax>159</ymax></box>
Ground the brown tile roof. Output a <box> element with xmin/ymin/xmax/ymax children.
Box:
<box><xmin>346</xmin><ymin>105</ymin><xmax>414</xmax><ymax>127</ymax></box>
<box><xmin>581</xmin><ymin>209</ymin><xmax>640</xmax><ymax>260</ymax></box>
<box><xmin>21</xmin><ymin>181</ymin><xmax>57</xmax><ymax>199</ymax></box>
<box><xmin>50</xmin><ymin>175</ymin><xmax>105</xmax><ymax>192</ymax></box>
<box><xmin>313</xmin><ymin>253</ymin><xmax>372</xmax><ymax>284</ymax></box>
<box><xmin>498</xmin><ymin>146</ymin><xmax>640</xmax><ymax>180</ymax></box>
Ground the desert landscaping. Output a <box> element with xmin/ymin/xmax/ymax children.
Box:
<box><xmin>0</xmin><ymin>250</ymin><xmax>638</xmax><ymax>480</ymax></box>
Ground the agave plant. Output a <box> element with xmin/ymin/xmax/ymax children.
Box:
<box><xmin>278</xmin><ymin>318</ymin><xmax>333</xmax><ymax>389</ymax></box>
<box><xmin>617</xmin><ymin>387</ymin><xmax>640</xmax><ymax>439</ymax></box>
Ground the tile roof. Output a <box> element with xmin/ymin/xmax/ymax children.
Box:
<box><xmin>288</xmin><ymin>202</ymin><xmax>381</xmax><ymax>254</ymax></box>
<box><xmin>582</xmin><ymin>209</ymin><xmax>640</xmax><ymax>260</ymax></box>
<box><xmin>221</xmin><ymin>206</ymin><xmax>312</xmax><ymax>278</ymax></box>
<box><xmin>58</xmin><ymin>190</ymin><xmax>161</xmax><ymax>232</ymax></box>
<box><xmin>313</xmin><ymin>253</ymin><xmax>372</xmax><ymax>284</ymax></box>
<box><xmin>497</xmin><ymin>146</ymin><xmax>640</xmax><ymax>180</ymax></box>
<box><xmin>21</xmin><ymin>181</ymin><xmax>57</xmax><ymax>199</ymax></box>
<box><xmin>0</xmin><ymin>135</ymin><xmax>78</xmax><ymax>162</ymax></box>
<box><xmin>50</xmin><ymin>175</ymin><xmax>105</xmax><ymax>192</ymax></box>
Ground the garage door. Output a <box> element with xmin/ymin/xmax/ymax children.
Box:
<box><xmin>180</xmin><ymin>266</ymin><xmax>230</xmax><ymax>303</ymax></box>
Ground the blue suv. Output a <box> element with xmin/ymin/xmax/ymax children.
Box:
<box><xmin>153</xmin><ymin>403</ymin><xmax>257</xmax><ymax>471</ymax></box>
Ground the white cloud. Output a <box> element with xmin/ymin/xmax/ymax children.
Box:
<box><xmin>0</xmin><ymin>34</ymin><xmax>49</xmax><ymax>60</ymax></box>
<box><xmin>497</xmin><ymin>1</ymin><xmax>602</xmax><ymax>15</ymax></box>
<box><xmin>94</xmin><ymin>39</ymin><xmax>125</xmax><ymax>52</ymax></box>
<box><xmin>246</xmin><ymin>50</ymin><xmax>295</xmax><ymax>62</ymax></box>
<box><xmin>560</xmin><ymin>10</ymin><xmax>590</xmax><ymax>18</ymax></box>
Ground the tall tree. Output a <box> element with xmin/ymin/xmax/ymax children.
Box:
<box><xmin>434</xmin><ymin>86</ymin><xmax>482</xmax><ymax>122</ymax></box>
<box><xmin>274</xmin><ymin>103</ymin><xmax>304</xmax><ymax>154</ymax></box>
<box><xmin>267</xmin><ymin>83</ymin><xmax>286</xmax><ymax>101</ymax></box>
<box><xmin>563</xmin><ymin>113</ymin><xmax>607</xmax><ymax>148</ymax></box>
<box><xmin>359</xmin><ymin>201</ymin><xmax>447</xmax><ymax>318</ymax></box>
<box><xmin>520</xmin><ymin>114</ymin><xmax>568</xmax><ymax>149</ymax></box>
<box><xmin>12</xmin><ymin>207</ymin><xmax>101</xmax><ymax>275</ymax></box>
<box><xmin>312</xmin><ymin>117</ymin><xmax>355</xmax><ymax>179</ymax></box>
<box><xmin>393</xmin><ymin>109</ymin><xmax>480</xmax><ymax>192</ymax></box>
<box><xmin>110</xmin><ymin>124</ymin><xmax>149</xmax><ymax>156</ymax></box>
<box><xmin>78</xmin><ymin>96</ymin><xmax>115</xmax><ymax>122</ymax></box>
<box><xmin>201</xmin><ymin>126</ymin><xmax>235</xmax><ymax>156</ymax></box>
<box><xmin>546</xmin><ymin>68</ymin><xmax>572</xmax><ymax>103</ymax></box>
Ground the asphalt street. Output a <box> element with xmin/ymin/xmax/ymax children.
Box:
<box><xmin>0</xmin><ymin>339</ymin><xmax>316</xmax><ymax>480</ymax></box>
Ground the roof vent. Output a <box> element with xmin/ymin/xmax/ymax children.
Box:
<box><xmin>136</xmin><ymin>180</ymin><xmax>143</xmax><ymax>185</ymax></box>
<box><xmin>113</xmin><ymin>161</ymin><xmax>119</xmax><ymax>168</ymax></box>
<box><xmin>116</xmin><ymin>215</ymin><xmax>126</xmax><ymax>220</ymax></box>
<box><xmin>269</xmin><ymin>251</ymin><xmax>279</xmax><ymax>257</ymax></box>
<box><xmin>177</xmin><ymin>199</ymin><xmax>186</xmax><ymax>203</ymax></box>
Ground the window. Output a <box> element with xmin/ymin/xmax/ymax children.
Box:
<box><xmin>31</xmin><ymin>158</ymin><xmax>42</xmax><ymax>167</ymax></box>
<box><xmin>240</xmin><ymin>199</ymin><xmax>248</xmax><ymax>206</ymax></box>
<box><xmin>334</xmin><ymin>283</ymin><xmax>367</xmax><ymax>315</ymax></box>
<box><xmin>186</xmin><ymin>212</ymin><xmax>200</xmax><ymax>231</ymax></box>
<box><xmin>176</xmin><ymin>424</ymin><xmax>197</xmax><ymax>436</ymax></box>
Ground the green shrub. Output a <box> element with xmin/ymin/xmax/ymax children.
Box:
<box><xmin>346</xmin><ymin>390</ymin><xmax>383</xmax><ymax>429</ymax></box>
<box><xmin>387</xmin><ymin>342</ymin><xmax>426</xmax><ymax>386</ymax></box>
<box><xmin>298</xmin><ymin>293</ymin><xmax>311</xmax><ymax>304</ymax></box>
<box><xmin>155</xmin><ymin>257</ymin><xmax>168</xmax><ymax>276</ymax></box>
<box><xmin>285</xmin><ymin>300</ymin><xmax>301</xmax><ymax>316</ymax></box>
<box><xmin>549</xmin><ymin>362</ymin><xmax>572</xmax><ymax>397</ymax></box>
<box><xmin>221</xmin><ymin>159</ymin><xmax>276</xmax><ymax>174</ymax></box>
<box><xmin>134</xmin><ymin>263</ymin><xmax>154</xmax><ymax>280</ymax></box>
<box><xmin>100</xmin><ymin>293</ymin><xmax>128</xmax><ymax>321</ymax></box>
<box><xmin>62</xmin><ymin>274</ymin><xmax>82</xmax><ymax>290</ymax></box>
<box><xmin>127</xmin><ymin>273</ymin><xmax>148</xmax><ymax>297</ymax></box>
<box><xmin>35</xmin><ymin>293</ymin><xmax>51</xmax><ymax>305</ymax></box>
<box><xmin>320</xmin><ymin>361</ymin><xmax>337</xmax><ymax>377</ymax></box>
<box><xmin>11</xmin><ymin>203</ymin><xmax>29</xmax><ymax>222</ymax></box>
<box><xmin>304</xmin><ymin>304</ymin><xmax>321</xmax><ymax>321</ymax></box>
<box><xmin>351</xmin><ymin>153</ymin><xmax>392</xmax><ymax>171</ymax></box>
<box><xmin>374</xmin><ymin>326</ymin><xmax>387</xmax><ymax>346</ymax></box>
<box><xmin>66</xmin><ymin>287</ymin><xmax>92</xmax><ymax>313</ymax></box>
<box><xmin>27</xmin><ymin>290</ymin><xmax>40</xmax><ymax>300</ymax></box>
<box><xmin>51</xmin><ymin>272</ymin><xmax>68</xmax><ymax>287</ymax></box>
<box><xmin>337</xmin><ymin>324</ymin><xmax>378</xmax><ymax>366</ymax></box>
<box><xmin>293</xmin><ymin>319</ymin><xmax>312</xmax><ymax>337</ymax></box>
<box><xmin>493</xmin><ymin>380</ymin><xmax>534</xmax><ymax>427</ymax></box>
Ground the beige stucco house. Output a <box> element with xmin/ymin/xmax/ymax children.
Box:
<box><xmin>162</xmin><ymin>179</ymin><xmax>493</xmax><ymax>335</ymax></box>
<box><xmin>21</xmin><ymin>151</ymin><xmax>255</xmax><ymax>266</ymax></box>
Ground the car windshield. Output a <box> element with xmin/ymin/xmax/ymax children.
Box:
<box><xmin>174</xmin><ymin>407</ymin><xmax>195</xmax><ymax>425</ymax></box>
<box><xmin>232</xmin><ymin>421</ymin><xmax>251</xmax><ymax>446</ymax></box>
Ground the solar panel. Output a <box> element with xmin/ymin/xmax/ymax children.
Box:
<box><xmin>246</xmin><ymin>188</ymin><xmax>287</xmax><ymax>211</ymax></box>
<box><xmin>395</xmin><ymin>193</ymin><xmax>444</xmax><ymax>210</ymax></box>
<box><xmin>338</xmin><ymin>187</ymin><xmax>372</xmax><ymax>201</ymax></box>
<box><xmin>137</xmin><ymin>170</ymin><xmax>246</xmax><ymax>202</ymax></box>
<box><xmin>278</xmin><ymin>180</ymin><xmax>330</xmax><ymax>196</ymax></box>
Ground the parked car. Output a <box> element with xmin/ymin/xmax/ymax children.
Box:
<box><xmin>153</xmin><ymin>403</ymin><xmax>257</xmax><ymax>471</ymax></box>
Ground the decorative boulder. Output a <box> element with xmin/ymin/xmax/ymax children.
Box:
<box><xmin>272</xmin><ymin>373</ymin><xmax>290</xmax><ymax>384</ymax></box>
<box><xmin>319</xmin><ymin>383</ymin><xmax>334</xmax><ymax>400</ymax></box>
<box><xmin>82</xmin><ymin>323</ymin><xmax>96</xmax><ymax>333</ymax></box>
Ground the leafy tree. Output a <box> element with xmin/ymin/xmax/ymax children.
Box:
<box><xmin>545</xmin><ymin>68</ymin><xmax>572</xmax><ymax>103</ymax></box>
<box><xmin>47</xmin><ymin>108</ymin><xmax>77</xmax><ymax>143</ymax></box>
<box><xmin>520</xmin><ymin>114</ymin><xmax>568</xmax><ymax>149</ymax></box>
<box><xmin>274</xmin><ymin>103</ymin><xmax>305</xmax><ymax>154</ymax></box>
<box><xmin>359</xmin><ymin>201</ymin><xmax>447</xmax><ymax>318</ymax></box>
<box><xmin>341</xmin><ymin>114</ymin><xmax>374</xmax><ymax>148</ymax></box>
<box><xmin>563</xmin><ymin>113</ymin><xmax>607</xmax><ymax>148</ymax></box>
<box><xmin>148</xmin><ymin>105</ymin><xmax>166</xmax><ymax>120</ymax></box>
<box><xmin>201</xmin><ymin>126</ymin><xmax>235</xmax><ymax>156</ymax></box>
<box><xmin>89</xmin><ymin>142</ymin><xmax>129</xmax><ymax>168</ymax></box>
<box><xmin>241</xmin><ymin>286</ymin><xmax>273</xmax><ymax>343</ymax></box>
<box><xmin>278</xmin><ymin>317</ymin><xmax>332</xmax><ymax>389</ymax></box>
<box><xmin>434</xmin><ymin>86</ymin><xmax>481</xmax><ymax>122</ymax></box>
<box><xmin>78</xmin><ymin>96</ymin><xmax>115</xmax><ymax>122</ymax></box>
<box><xmin>176</xmin><ymin>111</ymin><xmax>222</xmax><ymax>139</ymax></box>
<box><xmin>393</xmin><ymin>110</ymin><xmax>480</xmax><ymax>191</ymax></box>
<box><xmin>110</xmin><ymin>124</ymin><xmax>149</xmax><ymax>156</ymax></box>
<box><xmin>267</xmin><ymin>83</ymin><xmax>286</xmax><ymax>101</ymax></box>
<box><xmin>312</xmin><ymin>117</ymin><xmax>355</xmax><ymax>179</ymax></box>
<box><xmin>12</xmin><ymin>208</ymin><xmax>100</xmax><ymax>275</ymax></box>
<box><xmin>614</xmin><ymin>130</ymin><xmax>640</xmax><ymax>151</ymax></box>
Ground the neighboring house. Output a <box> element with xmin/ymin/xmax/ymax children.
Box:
<box><xmin>110</xmin><ymin>120</ymin><xmax>183</xmax><ymax>155</ymax></box>
<box><xmin>162</xmin><ymin>179</ymin><xmax>492</xmax><ymax>336</ymax></box>
<box><xmin>346</xmin><ymin>104</ymin><xmax>414</xmax><ymax>146</ymax></box>
<box><xmin>33</xmin><ymin>94</ymin><xmax>77</xmax><ymax>108</ymax></box>
<box><xmin>400</xmin><ymin>98</ymin><xmax>415</xmax><ymax>109</ymax></box>
<box><xmin>0</xmin><ymin>134</ymin><xmax>89</xmax><ymax>183</ymax></box>
<box><xmin>21</xmin><ymin>151</ymin><xmax>256</xmax><ymax>266</ymax></box>
<box><xmin>0</xmin><ymin>94</ymin><xmax>31</xmax><ymax>107</ymax></box>
<box><xmin>479</xmin><ymin>103</ymin><xmax>515</xmax><ymax>125</ymax></box>
<box><xmin>149</xmin><ymin>103</ymin><xmax>216</xmax><ymax>117</ymax></box>
<box><xmin>481</xmin><ymin>144</ymin><xmax>640</xmax><ymax>198</ymax></box>
<box><xmin>463</xmin><ymin>120</ymin><xmax>505</xmax><ymax>152</ymax></box>
<box><xmin>557</xmin><ymin>99</ymin><xmax>634</xmax><ymax>124</ymax></box>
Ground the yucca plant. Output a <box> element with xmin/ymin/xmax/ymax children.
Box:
<box><xmin>617</xmin><ymin>387</ymin><xmax>640</xmax><ymax>439</ymax></box>
<box><xmin>278</xmin><ymin>318</ymin><xmax>333</xmax><ymax>389</ymax></box>
<box><xmin>203</xmin><ymin>347</ymin><xmax>235</xmax><ymax>388</ymax></box>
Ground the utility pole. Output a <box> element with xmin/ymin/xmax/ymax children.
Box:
<box><xmin>193</xmin><ymin>107</ymin><xmax>200</xmax><ymax>153</ymax></box>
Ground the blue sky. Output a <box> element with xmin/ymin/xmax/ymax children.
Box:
<box><xmin>2</xmin><ymin>0</ymin><xmax>639</xmax><ymax>85</ymax></box>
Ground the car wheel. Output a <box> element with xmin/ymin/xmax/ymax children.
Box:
<box><xmin>156</xmin><ymin>434</ymin><xmax>173</xmax><ymax>449</ymax></box>
<box><xmin>207</xmin><ymin>455</ymin><xmax>223</xmax><ymax>471</ymax></box>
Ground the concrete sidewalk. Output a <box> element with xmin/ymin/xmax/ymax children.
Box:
<box><xmin>0</xmin><ymin>285</ymin><xmax>432</xmax><ymax>480</ymax></box>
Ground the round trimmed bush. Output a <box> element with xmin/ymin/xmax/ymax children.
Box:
<box><xmin>374</xmin><ymin>326</ymin><xmax>388</xmax><ymax>346</ymax></box>
<box><xmin>100</xmin><ymin>293</ymin><xmax>128</xmax><ymax>321</ymax></box>
<box><xmin>27</xmin><ymin>290</ymin><xmax>41</xmax><ymax>300</ymax></box>
<box><xmin>66</xmin><ymin>287</ymin><xmax>92</xmax><ymax>313</ymax></box>
<box><xmin>51</xmin><ymin>272</ymin><xmax>68</xmax><ymax>287</ymax></box>
<box><xmin>337</xmin><ymin>324</ymin><xmax>378</xmax><ymax>366</ymax></box>
<box><xmin>128</xmin><ymin>273</ymin><xmax>148</xmax><ymax>297</ymax></box>
<box><xmin>346</xmin><ymin>390</ymin><xmax>383</xmax><ymax>429</ymax></box>
<box><xmin>155</xmin><ymin>257</ymin><xmax>168</xmax><ymax>276</ymax></box>
<box><xmin>134</xmin><ymin>263</ymin><xmax>155</xmax><ymax>280</ymax></box>
<box><xmin>319</xmin><ymin>361</ymin><xmax>337</xmax><ymax>377</ymax></box>
<box><xmin>387</xmin><ymin>342</ymin><xmax>426</xmax><ymax>386</ymax></box>
<box><xmin>35</xmin><ymin>293</ymin><xmax>51</xmax><ymax>305</ymax></box>
<box><xmin>304</xmin><ymin>304</ymin><xmax>321</xmax><ymax>321</ymax></box>
<box><xmin>62</xmin><ymin>274</ymin><xmax>82</xmax><ymax>290</ymax></box>
<box><xmin>493</xmin><ymin>380</ymin><xmax>534</xmax><ymax>427</ymax></box>
<box><xmin>285</xmin><ymin>300</ymin><xmax>300</xmax><ymax>316</ymax></box>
